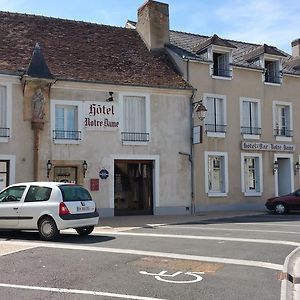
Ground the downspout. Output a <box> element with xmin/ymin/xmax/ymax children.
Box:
<box><xmin>183</xmin><ymin>55</ymin><xmax>197</xmax><ymax>214</ymax></box>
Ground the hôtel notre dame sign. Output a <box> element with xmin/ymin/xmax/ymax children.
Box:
<box><xmin>84</xmin><ymin>102</ymin><xmax>119</xmax><ymax>131</ymax></box>
<box><xmin>241</xmin><ymin>142</ymin><xmax>295</xmax><ymax>152</ymax></box>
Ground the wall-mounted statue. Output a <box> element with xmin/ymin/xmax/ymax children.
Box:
<box><xmin>32</xmin><ymin>88</ymin><xmax>45</xmax><ymax>121</ymax></box>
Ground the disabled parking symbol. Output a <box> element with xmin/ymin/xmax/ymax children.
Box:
<box><xmin>139</xmin><ymin>270</ymin><xmax>204</xmax><ymax>284</ymax></box>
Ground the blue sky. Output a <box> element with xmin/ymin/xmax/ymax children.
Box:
<box><xmin>0</xmin><ymin>0</ymin><xmax>299</xmax><ymax>54</ymax></box>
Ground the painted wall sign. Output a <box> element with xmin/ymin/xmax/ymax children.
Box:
<box><xmin>84</xmin><ymin>101</ymin><xmax>119</xmax><ymax>131</ymax></box>
<box><xmin>99</xmin><ymin>169</ymin><xmax>109</xmax><ymax>179</ymax></box>
<box><xmin>241</xmin><ymin>142</ymin><xmax>295</xmax><ymax>152</ymax></box>
<box><xmin>90</xmin><ymin>178</ymin><xmax>99</xmax><ymax>191</ymax></box>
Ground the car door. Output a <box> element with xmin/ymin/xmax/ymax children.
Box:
<box><xmin>289</xmin><ymin>189</ymin><xmax>300</xmax><ymax>210</ymax></box>
<box><xmin>0</xmin><ymin>185</ymin><xmax>27</xmax><ymax>228</ymax></box>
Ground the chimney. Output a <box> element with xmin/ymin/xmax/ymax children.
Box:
<box><xmin>292</xmin><ymin>39</ymin><xmax>300</xmax><ymax>57</ymax></box>
<box><xmin>136</xmin><ymin>0</ymin><xmax>170</xmax><ymax>51</ymax></box>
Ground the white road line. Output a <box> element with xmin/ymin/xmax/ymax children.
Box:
<box><xmin>92</xmin><ymin>230</ymin><xmax>300</xmax><ymax>247</ymax></box>
<box><xmin>0</xmin><ymin>283</ymin><xmax>167</xmax><ymax>300</ymax></box>
<box><xmin>232</xmin><ymin>222</ymin><xmax>300</xmax><ymax>227</ymax></box>
<box><xmin>0</xmin><ymin>241</ymin><xmax>283</xmax><ymax>271</ymax></box>
<box><xmin>158</xmin><ymin>225</ymin><xmax>300</xmax><ymax>235</ymax></box>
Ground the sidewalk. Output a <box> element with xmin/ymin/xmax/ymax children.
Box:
<box><xmin>97</xmin><ymin>210</ymin><xmax>266</xmax><ymax>228</ymax></box>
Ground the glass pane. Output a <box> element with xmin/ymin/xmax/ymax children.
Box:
<box><xmin>55</xmin><ymin>107</ymin><xmax>65</xmax><ymax>130</ymax></box>
<box><xmin>0</xmin><ymin>161</ymin><xmax>6</xmax><ymax>172</ymax></box>
<box><xmin>0</xmin><ymin>85</ymin><xmax>7</xmax><ymax>127</ymax></box>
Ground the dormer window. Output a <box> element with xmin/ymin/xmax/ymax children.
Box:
<box><xmin>265</xmin><ymin>59</ymin><xmax>281</xmax><ymax>84</ymax></box>
<box><xmin>213</xmin><ymin>52</ymin><xmax>231</xmax><ymax>77</ymax></box>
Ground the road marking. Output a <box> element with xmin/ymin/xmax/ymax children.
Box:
<box><xmin>0</xmin><ymin>241</ymin><xmax>283</xmax><ymax>271</ymax></box>
<box><xmin>91</xmin><ymin>230</ymin><xmax>300</xmax><ymax>247</ymax></box>
<box><xmin>158</xmin><ymin>225</ymin><xmax>300</xmax><ymax>235</ymax></box>
<box><xmin>139</xmin><ymin>270</ymin><xmax>204</xmax><ymax>284</ymax></box>
<box><xmin>0</xmin><ymin>283</ymin><xmax>167</xmax><ymax>300</ymax></box>
<box><xmin>233</xmin><ymin>222</ymin><xmax>300</xmax><ymax>228</ymax></box>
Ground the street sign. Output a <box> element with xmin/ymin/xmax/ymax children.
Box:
<box><xmin>99</xmin><ymin>169</ymin><xmax>109</xmax><ymax>179</ymax></box>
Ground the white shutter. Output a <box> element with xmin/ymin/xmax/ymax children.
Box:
<box><xmin>251</xmin><ymin>102</ymin><xmax>258</xmax><ymax>128</ymax></box>
<box><xmin>205</xmin><ymin>97</ymin><xmax>214</xmax><ymax>124</ymax></box>
<box><xmin>215</xmin><ymin>98</ymin><xmax>223</xmax><ymax>125</ymax></box>
<box><xmin>242</xmin><ymin>101</ymin><xmax>250</xmax><ymax>127</ymax></box>
<box><xmin>0</xmin><ymin>86</ymin><xmax>7</xmax><ymax>128</ymax></box>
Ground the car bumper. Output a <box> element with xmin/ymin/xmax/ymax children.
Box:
<box><xmin>57</xmin><ymin>211</ymin><xmax>99</xmax><ymax>230</ymax></box>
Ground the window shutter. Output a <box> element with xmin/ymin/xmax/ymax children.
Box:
<box><xmin>0</xmin><ymin>86</ymin><xmax>7</xmax><ymax>128</ymax></box>
<box><xmin>215</xmin><ymin>98</ymin><xmax>224</xmax><ymax>125</ymax></box>
<box><xmin>242</xmin><ymin>101</ymin><xmax>250</xmax><ymax>127</ymax></box>
<box><xmin>251</xmin><ymin>102</ymin><xmax>258</xmax><ymax>128</ymax></box>
<box><xmin>206</xmin><ymin>98</ymin><xmax>214</xmax><ymax>124</ymax></box>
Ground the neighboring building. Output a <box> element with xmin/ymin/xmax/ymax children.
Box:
<box><xmin>129</xmin><ymin>1</ymin><xmax>300</xmax><ymax>211</ymax></box>
<box><xmin>0</xmin><ymin>3</ymin><xmax>194</xmax><ymax>217</ymax></box>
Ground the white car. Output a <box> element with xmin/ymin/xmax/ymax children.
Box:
<box><xmin>0</xmin><ymin>182</ymin><xmax>99</xmax><ymax>240</ymax></box>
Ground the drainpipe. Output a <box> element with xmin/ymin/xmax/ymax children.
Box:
<box><xmin>182</xmin><ymin>55</ymin><xmax>197</xmax><ymax>214</ymax></box>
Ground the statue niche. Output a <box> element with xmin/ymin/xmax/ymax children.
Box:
<box><xmin>31</xmin><ymin>88</ymin><xmax>45</xmax><ymax>122</ymax></box>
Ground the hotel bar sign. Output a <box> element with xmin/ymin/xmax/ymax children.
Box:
<box><xmin>241</xmin><ymin>142</ymin><xmax>295</xmax><ymax>152</ymax></box>
<box><xmin>84</xmin><ymin>101</ymin><xmax>119</xmax><ymax>131</ymax></box>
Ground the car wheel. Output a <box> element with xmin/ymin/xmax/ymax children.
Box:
<box><xmin>75</xmin><ymin>226</ymin><xmax>94</xmax><ymax>236</ymax></box>
<box><xmin>274</xmin><ymin>203</ymin><xmax>288</xmax><ymax>214</ymax></box>
<box><xmin>38</xmin><ymin>217</ymin><xmax>59</xmax><ymax>241</ymax></box>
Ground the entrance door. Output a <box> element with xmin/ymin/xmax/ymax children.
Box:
<box><xmin>114</xmin><ymin>160</ymin><xmax>153</xmax><ymax>216</ymax></box>
<box><xmin>53</xmin><ymin>166</ymin><xmax>78</xmax><ymax>183</ymax></box>
<box><xmin>277</xmin><ymin>158</ymin><xmax>292</xmax><ymax>196</ymax></box>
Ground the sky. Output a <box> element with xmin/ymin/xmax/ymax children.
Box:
<box><xmin>0</xmin><ymin>0</ymin><xmax>299</xmax><ymax>54</ymax></box>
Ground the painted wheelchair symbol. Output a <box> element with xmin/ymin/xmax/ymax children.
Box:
<box><xmin>139</xmin><ymin>270</ymin><xmax>204</xmax><ymax>284</ymax></box>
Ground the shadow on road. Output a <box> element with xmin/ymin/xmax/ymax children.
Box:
<box><xmin>0</xmin><ymin>230</ymin><xmax>115</xmax><ymax>244</ymax></box>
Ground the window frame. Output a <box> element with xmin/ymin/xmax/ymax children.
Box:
<box><xmin>0</xmin><ymin>81</ymin><xmax>12</xmax><ymax>143</ymax></box>
<box><xmin>203</xmin><ymin>93</ymin><xmax>227</xmax><ymax>138</ymax></box>
<box><xmin>119</xmin><ymin>92</ymin><xmax>150</xmax><ymax>146</ymax></box>
<box><xmin>262</xmin><ymin>54</ymin><xmax>282</xmax><ymax>85</ymax></box>
<box><xmin>51</xmin><ymin>99</ymin><xmax>83</xmax><ymax>144</ymax></box>
<box><xmin>272</xmin><ymin>100</ymin><xmax>293</xmax><ymax>142</ymax></box>
<box><xmin>241</xmin><ymin>153</ymin><xmax>263</xmax><ymax>196</ymax></box>
<box><xmin>240</xmin><ymin>97</ymin><xmax>261</xmax><ymax>140</ymax></box>
<box><xmin>205</xmin><ymin>151</ymin><xmax>228</xmax><ymax>197</ymax></box>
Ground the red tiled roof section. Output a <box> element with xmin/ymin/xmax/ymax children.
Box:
<box><xmin>0</xmin><ymin>12</ymin><xmax>190</xmax><ymax>89</ymax></box>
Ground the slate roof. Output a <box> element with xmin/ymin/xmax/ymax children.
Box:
<box><xmin>168</xmin><ymin>30</ymin><xmax>300</xmax><ymax>75</ymax></box>
<box><xmin>0</xmin><ymin>11</ymin><xmax>191</xmax><ymax>89</ymax></box>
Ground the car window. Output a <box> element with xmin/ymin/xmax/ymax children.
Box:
<box><xmin>59</xmin><ymin>185</ymin><xmax>92</xmax><ymax>202</ymax></box>
<box><xmin>24</xmin><ymin>186</ymin><xmax>52</xmax><ymax>202</ymax></box>
<box><xmin>294</xmin><ymin>189</ymin><xmax>300</xmax><ymax>197</ymax></box>
<box><xmin>0</xmin><ymin>186</ymin><xmax>26</xmax><ymax>202</ymax></box>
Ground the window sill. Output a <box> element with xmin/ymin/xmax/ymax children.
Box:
<box><xmin>275</xmin><ymin>136</ymin><xmax>292</xmax><ymax>142</ymax></box>
<box><xmin>243</xmin><ymin>134</ymin><xmax>260</xmax><ymax>140</ymax></box>
<box><xmin>264</xmin><ymin>82</ymin><xmax>281</xmax><ymax>86</ymax></box>
<box><xmin>211</xmin><ymin>75</ymin><xmax>232</xmax><ymax>81</ymax></box>
<box><xmin>207</xmin><ymin>192</ymin><xmax>228</xmax><ymax>197</ymax></box>
<box><xmin>122</xmin><ymin>141</ymin><xmax>149</xmax><ymax>146</ymax></box>
<box><xmin>207</xmin><ymin>132</ymin><xmax>226</xmax><ymax>138</ymax></box>
<box><xmin>244</xmin><ymin>192</ymin><xmax>262</xmax><ymax>197</ymax></box>
<box><xmin>53</xmin><ymin>139</ymin><xmax>80</xmax><ymax>145</ymax></box>
<box><xmin>0</xmin><ymin>137</ymin><xmax>9</xmax><ymax>143</ymax></box>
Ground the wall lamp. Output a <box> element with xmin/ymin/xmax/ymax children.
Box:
<box><xmin>46</xmin><ymin>160</ymin><xmax>52</xmax><ymax>178</ymax></box>
<box><xmin>295</xmin><ymin>162</ymin><xmax>300</xmax><ymax>175</ymax></box>
<box><xmin>106</xmin><ymin>91</ymin><xmax>114</xmax><ymax>102</ymax></box>
<box><xmin>273</xmin><ymin>160</ymin><xmax>279</xmax><ymax>175</ymax></box>
<box><xmin>192</xmin><ymin>100</ymin><xmax>207</xmax><ymax>121</ymax></box>
<box><xmin>83</xmin><ymin>160</ymin><xmax>88</xmax><ymax>178</ymax></box>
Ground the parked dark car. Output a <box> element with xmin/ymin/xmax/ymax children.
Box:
<box><xmin>265</xmin><ymin>189</ymin><xmax>300</xmax><ymax>214</ymax></box>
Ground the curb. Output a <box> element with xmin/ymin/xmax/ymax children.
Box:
<box><xmin>281</xmin><ymin>246</ymin><xmax>300</xmax><ymax>300</ymax></box>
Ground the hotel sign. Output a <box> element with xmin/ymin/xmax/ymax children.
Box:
<box><xmin>84</xmin><ymin>102</ymin><xmax>119</xmax><ymax>131</ymax></box>
<box><xmin>241</xmin><ymin>142</ymin><xmax>295</xmax><ymax>152</ymax></box>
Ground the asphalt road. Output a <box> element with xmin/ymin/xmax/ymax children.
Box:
<box><xmin>0</xmin><ymin>212</ymin><xmax>300</xmax><ymax>300</ymax></box>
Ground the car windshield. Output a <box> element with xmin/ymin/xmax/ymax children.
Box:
<box><xmin>59</xmin><ymin>185</ymin><xmax>92</xmax><ymax>202</ymax></box>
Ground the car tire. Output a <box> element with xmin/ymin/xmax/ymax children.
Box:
<box><xmin>274</xmin><ymin>203</ymin><xmax>288</xmax><ymax>215</ymax></box>
<box><xmin>75</xmin><ymin>226</ymin><xmax>94</xmax><ymax>236</ymax></box>
<box><xmin>38</xmin><ymin>217</ymin><xmax>60</xmax><ymax>241</ymax></box>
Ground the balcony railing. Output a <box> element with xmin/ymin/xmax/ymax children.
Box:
<box><xmin>205</xmin><ymin>124</ymin><xmax>227</xmax><ymax>133</ymax></box>
<box><xmin>212</xmin><ymin>67</ymin><xmax>232</xmax><ymax>78</ymax></box>
<box><xmin>265</xmin><ymin>72</ymin><xmax>281</xmax><ymax>84</ymax></box>
<box><xmin>274</xmin><ymin>128</ymin><xmax>293</xmax><ymax>137</ymax></box>
<box><xmin>0</xmin><ymin>127</ymin><xmax>10</xmax><ymax>137</ymax></box>
<box><xmin>53</xmin><ymin>130</ymin><xmax>81</xmax><ymax>140</ymax></box>
<box><xmin>121</xmin><ymin>132</ymin><xmax>149</xmax><ymax>142</ymax></box>
<box><xmin>241</xmin><ymin>126</ymin><xmax>261</xmax><ymax>135</ymax></box>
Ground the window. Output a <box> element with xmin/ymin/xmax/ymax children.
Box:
<box><xmin>0</xmin><ymin>186</ymin><xmax>26</xmax><ymax>202</ymax></box>
<box><xmin>240</xmin><ymin>98</ymin><xmax>261</xmax><ymax>138</ymax></box>
<box><xmin>24</xmin><ymin>186</ymin><xmax>52</xmax><ymax>202</ymax></box>
<box><xmin>241</xmin><ymin>154</ymin><xmax>262</xmax><ymax>196</ymax></box>
<box><xmin>120</xmin><ymin>94</ymin><xmax>150</xmax><ymax>144</ymax></box>
<box><xmin>265</xmin><ymin>60</ymin><xmax>281</xmax><ymax>84</ymax></box>
<box><xmin>51</xmin><ymin>100</ymin><xmax>83</xmax><ymax>144</ymax></box>
<box><xmin>205</xmin><ymin>152</ymin><xmax>228</xmax><ymax>196</ymax></box>
<box><xmin>273</xmin><ymin>101</ymin><xmax>293</xmax><ymax>141</ymax></box>
<box><xmin>213</xmin><ymin>52</ymin><xmax>231</xmax><ymax>77</ymax></box>
<box><xmin>0</xmin><ymin>85</ymin><xmax>9</xmax><ymax>139</ymax></box>
<box><xmin>0</xmin><ymin>161</ymin><xmax>9</xmax><ymax>190</ymax></box>
<box><xmin>204</xmin><ymin>94</ymin><xmax>227</xmax><ymax>137</ymax></box>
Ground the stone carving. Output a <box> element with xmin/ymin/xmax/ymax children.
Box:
<box><xmin>32</xmin><ymin>88</ymin><xmax>45</xmax><ymax>121</ymax></box>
